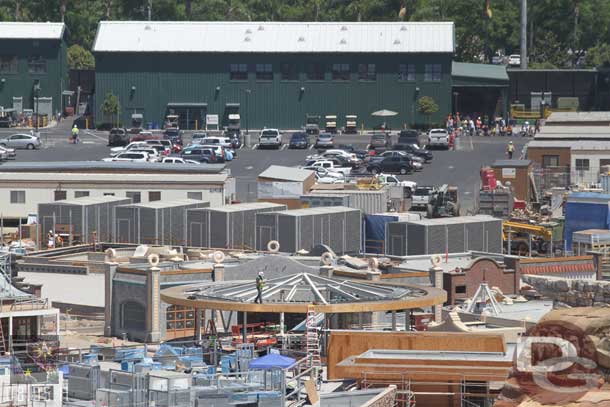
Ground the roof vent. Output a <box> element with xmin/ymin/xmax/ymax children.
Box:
<box><xmin>144</xmin><ymin>25</ymin><xmax>152</xmax><ymax>31</ymax></box>
<box><xmin>340</xmin><ymin>38</ymin><xmax>347</xmax><ymax>44</ymax></box>
<box><xmin>298</xmin><ymin>36</ymin><xmax>305</xmax><ymax>42</ymax></box>
<box><xmin>400</xmin><ymin>25</ymin><xmax>407</xmax><ymax>31</ymax></box>
<box><xmin>258</xmin><ymin>25</ymin><xmax>265</xmax><ymax>31</ymax></box>
<box><xmin>341</xmin><ymin>25</ymin><xmax>348</xmax><ymax>31</ymax></box>
<box><xmin>245</xmin><ymin>28</ymin><xmax>252</xmax><ymax>34</ymax></box>
<box><xmin>244</xmin><ymin>36</ymin><xmax>251</xmax><ymax>42</ymax></box>
<box><xmin>394</xmin><ymin>39</ymin><xmax>401</xmax><ymax>45</ymax></box>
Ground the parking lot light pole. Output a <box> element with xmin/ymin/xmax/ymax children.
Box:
<box><xmin>245</xmin><ymin>89</ymin><xmax>251</xmax><ymax>136</ymax></box>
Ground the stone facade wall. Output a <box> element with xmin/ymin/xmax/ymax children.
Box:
<box><xmin>522</xmin><ymin>275</ymin><xmax>610</xmax><ymax>307</ymax></box>
<box><xmin>362</xmin><ymin>385</ymin><xmax>397</xmax><ymax>407</ymax></box>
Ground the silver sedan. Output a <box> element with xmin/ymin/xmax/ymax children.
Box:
<box><xmin>0</xmin><ymin>133</ymin><xmax>41</xmax><ymax>149</ymax></box>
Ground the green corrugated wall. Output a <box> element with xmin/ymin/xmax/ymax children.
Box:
<box><xmin>0</xmin><ymin>38</ymin><xmax>67</xmax><ymax>113</ymax></box>
<box><xmin>95</xmin><ymin>52</ymin><xmax>451</xmax><ymax>129</ymax></box>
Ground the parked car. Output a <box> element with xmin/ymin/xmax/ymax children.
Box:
<box><xmin>132</xmin><ymin>146</ymin><xmax>163</xmax><ymax>161</ymax></box>
<box><xmin>508</xmin><ymin>54</ymin><xmax>521</xmax><ymax>66</ymax></box>
<box><xmin>367</xmin><ymin>156</ymin><xmax>413</xmax><ymax>175</ymax></box>
<box><xmin>397</xmin><ymin>129</ymin><xmax>420</xmax><ymax>146</ymax></box>
<box><xmin>0</xmin><ymin>145</ymin><xmax>16</xmax><ymax>159</ymax></box>
<box><xmin>164</xmin><ymin>128</ymin><xmax>183</xmax><ymax>145</ymax></box>
<box><xmin>393</xmin><ymin>143</ymin><xmax>433</xmax><ymax>162</ymax></box>
<box><xmin>182</xmin><ymin>146</ymin><xmax>218</xmax><ymax>163</ymax></box>
<box><xmin>192</xmin><ymin>132</ymin><xmax>208</xmax><ymax>143</ymax></box>
<box><xmin>289</xmin><ymin>132</ymin><xmax>309</xmax><ymax>149</ymax></box>
<box><xmin>161</xmin><ymin>157</ymin><xmax>200</xmax><ymax>164</ymax></box>
<box><xmin>307</xmin><ymin>167</ymin><xmax>345</xmax><ymax>184</ymax></box>
<box><xmin>130</xmin><ymin>131</ymin><xmax>161</xmax><ymax>143</ymax></box>
<box><xmin>0</xmin><ymin>133</ymin><xmax>40</xmax><ymax>149</ymax></box>
<box><xmin>108</xmin><ymin>128</ymin><xmax>130</xmax><ymax>146</ymax></box>
<box><xmin>305</xmin><ymin>159</ymin><xmax>352</xmax><ymax>176</ymax></box>
<box><xmin>196</xmin><ymin>144</ymin><xmax>227</xmax><ymax>162</ymax></box>
<box><xmin>0</xmin><ymin>116</ymin><xmax>16</xmax><ymax>128</ymax></box>
<box><xmin>102</xmin><ymin>151</ymin><xmax>151</xmax><ymax>162</ymax></box>
<box><xmin>369</xmin><ymin>132</ymin><xmax>390</xmax><ymax>149</ymax></box>
<box><xmin>199</xmin><ymin>136</ymin><xmax>233</xmax><ymax>148</ymax></box>
<box><xmin>258</xmin><ymin>129</ymin><xmax>282</xmax><ymax>149</ymax></box>
<box><xmin>0</xmin><ymin>149</ymin><xmax>7</xmax><ymax>161</ymax></box>
<box><xmin>314</xmin><ymin>133</ymin><xmax>334</xmax><ymax>149</ymax></box>
<box><xmin>336</xmin><ymin>144</ymin><xmax>369</xmax><ymax>160</ymax></box>
<box><xmin>427</xmin><ymin>129</ymin><xmax>449</xmax><ymax>149</ymax></box>
<box><xmin>110</xmin><ymin>141</ymin><xmax>149</xmax><ymax>156</ymax></box>
<box><xmin>311</xmin><ymin>150</ymin><xmax>360</xmax><ymax>168</ymax></box>
<box><xmin>374</xmin><ymin>150</ymin><xmax>423</xmax><ymax>170</ymax></box>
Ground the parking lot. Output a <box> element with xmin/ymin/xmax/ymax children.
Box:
<box><xmin>0</xmin><ymin>126</ymin><xmax>528</xmax><ymax>212</ymax></box>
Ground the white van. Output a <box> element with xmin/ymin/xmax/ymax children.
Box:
<box><xmin>427</xmin><ymin>129</ymin><xmax>449</xmax><ymax>149</ymax></box>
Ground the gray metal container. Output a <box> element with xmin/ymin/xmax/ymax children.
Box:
<box><xmin>478</xmin><ymin>190</ymin><xmax>514</xmax><ymax>218</ymax></box>
<box><xmin>38</xmin><ymin>196</ymin><xmax>131</xmax><ymax>243</ymax></box>
<box><xmin>114</xmin><ymin>199</ymin><xmax>209</xmax><ymax>245</ymax></box>
<box><xmin>255</xmin><ymin>206</ymin><xmax>361</xmax><ymax>254</ymax></box>
<box><xmin>385</xmin><ymin>215</ymin><xmax>502</xmax><ymax>256</ymax></box>
<box><xmin>308</xmin><ymin>188</ymin><xmax>389</xmax><ymax>214</ymax></box>
<box><xmin>186</xmin><ymin>202</ymin><xmax>286</xmax><ymax>249</ymax></box>
<box><xmin>67</xmin><ymin>363</ymin><xmax>101</xmax><ymax>401</ymax></box>
<box><xmin>300</xmin><ymin>194</ymin><xmax>350</xmax><ymax>208</ymax></box>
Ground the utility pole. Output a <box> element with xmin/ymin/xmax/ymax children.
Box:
<box><xmin>520</xmin><ymin>0</ymin><xmax>528</xmax><ymax>69</ymax></box>
<box><xmin>147</xmin><ymin>0</ymin><xmax>152</xmax><ymax>21</ymax></box>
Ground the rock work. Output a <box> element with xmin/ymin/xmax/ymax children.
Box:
<box><xmin>522</xmin><ymin>275</ymin><xmax>610</xmax><ymax>307</ymax></box>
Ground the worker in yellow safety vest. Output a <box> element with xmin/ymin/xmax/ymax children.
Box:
<box><xmin>507</xmin><ymin>141</ymin><xmax>514</xmax><ymax>159</ymax></box>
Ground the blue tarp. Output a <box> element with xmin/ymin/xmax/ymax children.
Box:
<box><xmin>564</xmin><ymin>193</ymin><xmax>610</xmax><ymax>247</ymax></box>
<box><xmin>364</xmin><ymin>214</ymin><xmax>398</xmax><ymax>254</ymax></box>
<box><xmin>249</xmin><ymin>354</ymin><xmax>295</xmax><ymax>370</ymax></box>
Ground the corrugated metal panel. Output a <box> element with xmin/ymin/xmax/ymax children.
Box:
<box><xmin>94</xmin><ymin>21</ymin><xmax>455</xmax><ymax>54</ymax></box>
<box><xmin>308</xmin><ymin>189</ymin><xmax>388</xmax><ymax>214</ymax></box>
<box><xmin>0</xmin><ymin>22</ymin><xmax>65</xmax><ymax>39</ymax></box>
<box><xmin>255</xmin><ymin>207</ymin><xmax>360</xmax><ymax>254</ymax></box>
<box><xmin>259</xmin><ymin>165</ymin><xmax>314</xmax><ymax>182</ymax></box>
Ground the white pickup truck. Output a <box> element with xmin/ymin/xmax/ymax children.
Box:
<box><xmin>305</xmin><ymin>159</ymin><xmax>352</xmax><ymax>176</ymax></box>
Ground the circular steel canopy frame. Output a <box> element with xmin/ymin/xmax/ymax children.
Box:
<box><xmin>160</xmin><ymin>280</ymin><xmax>447</xmax><ymax>314</ymax></box>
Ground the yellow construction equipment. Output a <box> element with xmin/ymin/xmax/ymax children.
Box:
<box><xmin>503</xmin><ymin>220</ymin><xmax>555</xmax><ymax>256</ymax></box>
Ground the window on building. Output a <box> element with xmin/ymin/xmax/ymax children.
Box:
<box><xmin>103</xmin><ymin>192</ymin><xmax>115</xmax><ymax>196</ymax></box>
<box><xmin>358</xmin><ymin>64</ymin><xmax>376</xmax><ymax>81</ymax></box>
<box><xmin>575</xmin><ymin>159</ymin><xmax>590</xmax><ymax>171</ymax></box>
<box><xmin>0</xmin><ymin>56</ymin><xmax>17</xmax><ymax>74</ymax></box>
<box><xmin>28</xmin><ymin>56</ymin><xmax>47</xmax><ymax>74</ymax></box>
<box><xmin>74</xmin><ymin>191</ymin><xmax>89</xmax><ymax>198</ymax></box>
<box><xmin>149</xmin><ymin>191</ymin><xmax>161</xmax><ymax>202</ymax></box>
<box><xmin>229</xmin><ymin>63</ymin><xmax>248</xmax><ymax>81</ymax></box>
<box><xmin>424</xmin><ymin>64</ymin><xmax>442</xmax><ymax>81</ymax></box>
<box><xmin>305</xmin><ymin>63</ymin><xmax>324</xmax><ymax>81</ymax></box>
<box><xmin>542</xmin><ymin>155</ymin><xmax>560</xmax><ymax>168</ymax></box>
<box><xmin>187</xmin><ymin>191</ymin><xmax>203</xmax><ymax>200</ymax></box>
<box><xmin>121</xmin><ymin>301</ymin><xmax>145</xmax><ymax>330</ymax></box>
<box><xmin>10</xmin><ymin>190</ymin><xmax>25</xmax><ymax>204</ymax></box>
<box><xmin>332</xmin><ymin>64</ymin><xmax>350</xmax><ymax>81</ymax></box>
<box><xmin>166</xmin><ymin>305</ymin><xmax>198</xmax><ymax>331</ymax></box>
<box><xmin>455</xmin><ymin>285</ymin><xmax>467</xmax><ymax>294</ymax></box>
<box><xmin>54</xmin><ymin>190</ymin><xmax>67</xmax><ymax>201</ymax></box>
<box><xmin>126</xmin><ymin>191</ymin><xmax>141</xmax><ymax>203</ymax></box>
<box><xmin>255</xmin><ymin>63</ymin><xmax>273</xmax><ymax>81</ymax></box>
<box><xmin>600</xmin><ymin>159</ymin><xmax>610</xmax><ymax>168</ymax></box>
<box><xmin>398</xmin><ymin>64</ymin><xmax>416</xmax><ymax>81</ymax></box>
<box><xmin>280</xmin><ymin>63</ymin><xmax>298</xmax><ymax>81</ymax></box>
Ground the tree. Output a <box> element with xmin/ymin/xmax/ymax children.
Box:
<box><xmin>67</xmin><ymin>44</ymin><xmax>95</xmax><ymax>70</ymax></box>
<box><xmin>101</xmin><ymin>92</ymin><xmax>120</xmax><ymax>127</ymax></box>
<box><xmin>585</xmin><ymin>43</ymin><xmax>610</xmax><ymax>68</ymax></box>
<box><xmin>417</xmin><ymin>95</ymin><xmax>439</xmax><ymax>125</ymax></box>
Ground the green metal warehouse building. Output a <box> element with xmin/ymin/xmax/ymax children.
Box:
<box><xmin>93</xmin><ymin>21</ymin><xmax>455</xmax><ymax>130</ymax></box>
<box><xmin>0</xmin><ymin>22</ymin><xmax>68</xmax><ymax>119</ymax></box>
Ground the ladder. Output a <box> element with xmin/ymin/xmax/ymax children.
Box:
<box><xmin>305</xmin><ymin>305</ymin><xmax>321</xmax><ymax>369</ymax></box>
<box><xmin>0</xmin><ymin>320</ymin><xmax>6</xmax><ymax>355</ymax></box>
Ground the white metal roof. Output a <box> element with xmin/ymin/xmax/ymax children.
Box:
<box><xmin>0</xmin><ymin>172</ymin><xmax>228</xmax><ymax>184</ymax></box>
<box><xmin>259</xmin><ymin>165</ymin><xmax>314</xmax><ymax>182</ymax></box>
<box><xmin>546</xmin><ymin>111</ymin><xmax>610</xmax><ymax>123</ymax></box>
<box><xmin>0</xmin><ymin>22</ymin><xmax>65</xmax><ymax>40</ymax></box>
<box><xmin>93</xmin><ymin>21</ymin><xmax>455</xmax><ymax>53</ymax></box>
<box><xmin>528</xmin><ymin>139</ymin><xmax>610</xmax><ymax>150</ymax></box>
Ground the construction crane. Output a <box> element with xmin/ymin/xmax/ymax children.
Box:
<box><xmin>503</xmin><ymin>220</ymin><xmax>557</xmax><ymax>256</ymax></box>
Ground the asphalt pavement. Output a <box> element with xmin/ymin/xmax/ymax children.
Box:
<box><xmin>0</xmin><ymin>125</ymin><xmax>528</xmax><ymax>212</ymax></box>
